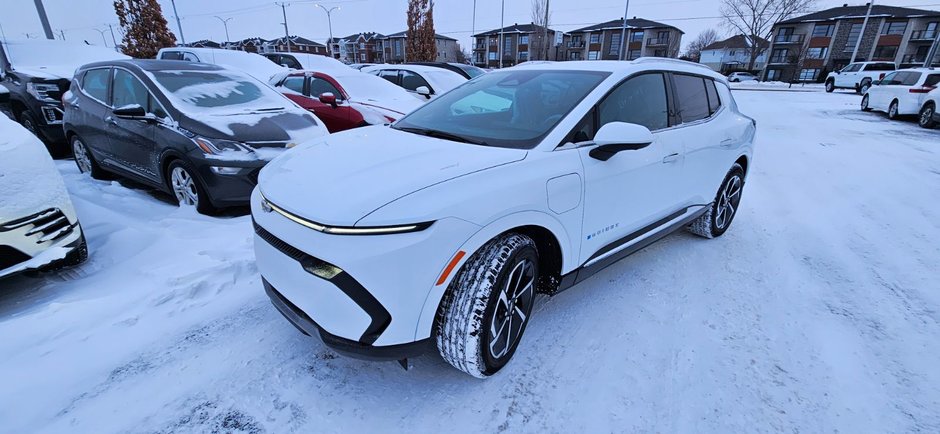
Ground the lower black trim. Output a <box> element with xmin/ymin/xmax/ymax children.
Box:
<box><xmin>264</xmin><ymin>279</ymin><xmax>430</xmax><ymax>361</ymax></box>
<box><xmin>557</xmin><ymin>205</ymin><xmax>709</xmax><ymax>293</ymax></box>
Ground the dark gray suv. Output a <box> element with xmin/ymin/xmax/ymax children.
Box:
<box><xmin>63</xmin><ymin>60</ymin><xmax>328</xmax><ymax>214</ymax></box>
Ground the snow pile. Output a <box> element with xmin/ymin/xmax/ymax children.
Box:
<box><xmin>0</xmin><ymin>115</ymin><xmax>71</xmax><ymax>222</ymax></box>
<box><xmin>1</xmin><ymin>39</ymin><xmax>129</xmax><ymax>79</ymax></box>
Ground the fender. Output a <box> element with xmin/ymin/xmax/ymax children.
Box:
<box><xmin>412</xmin><ymin>209</ymin><xmax>577</xmax><ymax>341</ymax></box>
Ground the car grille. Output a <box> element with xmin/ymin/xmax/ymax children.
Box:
<box><xmin>0</xmin><ymin>208</ymin><xmax>75</xmax><ymax>244</ymax></box>
<box><xmin>253</xmin><ymin>220</ymin><xmax>308</xmax><ymax>262</ymax></box>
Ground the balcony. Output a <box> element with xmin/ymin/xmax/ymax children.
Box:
<box><xmin>567</xmin><ymin>41</ymin><xmax>585</xmax><ymax>48</ymax></box>
<box><xmin>768</xmin><ymin>56</ymin><xmax>790</xmax><ymax>64</ymax></box>
<box><xmin>647</xmin><ymin>38</ymin><xmax>669</xmax><ymax>46</ymax></box>
<box><xmin>774</xmin><ymin>34</ymin><xmax>805</xmax><ymax>44</ymax></box>
<box><xmin>910</xmin><ymin>29</ymin><xmax>938</xmax><ymax>41</ymax></box>
<box><xmin>902</xmin><ymin>54</ymin><xmax>927</xmax><ymax>64</ymax></box>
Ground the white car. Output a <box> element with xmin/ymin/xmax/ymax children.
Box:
<box><xmin>825</xmin><ymin>61</ymin><xmax>896</xmax><ymax>94</ymax></box>
<box><xmin>917</xmin><ymin>86</ymin><xmax>940</xmax><ymax>129</ymax></box>
<box><xmin>728</xmin><ymin>72</ymin><xmax>757</xmax><ymax>82</ymax></box>
<box><xmin>1</xmin><ymin>113</ymin><xmax>87</xmax><ymax>278</ymax></box>
<box><xmin>862</xmin><ymin>68</ymin><xmax>940</xmax><ymax>121</ymax></box>
<box><xmin>362</xmin><ymin>64</ymin><xmax>466</xmax><ymax>100</ymax></box>
<box><xmin>156</xmin><ymin>47</ymin><xmax>287</xmax><ymax>82</ymax></box>
<box><xmin>252</xmin><ymin>59</ymin><xmax>756</xmax><ymax>377</ymax></box>
<box><xmin>262</xmin><ymin>52</ymin><xmax>348</xmax><ymax>73</ymax></box>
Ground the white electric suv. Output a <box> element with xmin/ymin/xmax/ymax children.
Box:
<box><xmin>252</xmin><ymin>59</ymin><xmax>756</xmax><ymax>378</ymax></box>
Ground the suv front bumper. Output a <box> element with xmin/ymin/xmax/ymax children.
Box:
<box><xmin>0</xmin><ymin>208</ymin><xmax>84</xmax><ymax>278</ymax></box>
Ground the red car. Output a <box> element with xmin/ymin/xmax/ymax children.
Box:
<box><xmin>270</xmin><ymin>69</ymin><xmax>422</xmax><ymax>133</ymax></box>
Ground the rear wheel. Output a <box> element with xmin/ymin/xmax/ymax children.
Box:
<box><xmin>918</xmin><ymin>103</ymin><xmax>937</xmax><ymax>129</ymax></box>
<box><xmin>859</xmin><ymin>79</ymin><xmax>872</xmax><ymax>95</ymax></box>
<box><xmin>71</xmin><ymin>135</ymin><xmax>110</xmax><ymax>180</ymax></box>
<box><xmin>167</xmin><ymin>160</ymin><xmax>215</xmax><ymax>215</ymax></box>
<box><xmin>888</xmin><ymin>100</ymin><xmax>900</xmax><ymax>120</ymax></box>
<box><xmin>861</xmin><ymin>94</ymin><xmax>872</xmax><ymax>112</ymax></box>
<box><xmin>825</xmin><ymin>79</ymin><xmax>835</xmax><ymax>93</ymax></box>
<box><xmin>689</xmin><ymin>164</ymin><xmax>745</xmax><ymax>239</ymax></box>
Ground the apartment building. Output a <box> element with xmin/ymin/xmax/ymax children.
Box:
<box><xmin>472</xmin><ymin>23</ymin><xmax>558</xmax><ymax>68</ymax></box>
<box><xmin>560</xmin><ymin>18</ymin><xmax>683</xmax><ymax>62</ymax></box>
<box><xmin>699</xmin><ymin>35</ymin><xmax>769</xmax><ymax>73</ymax></box>
<box><xmin>265</xmin><ymin>36</ymin><xmax>328</xmax><ymax>55</ymax></box>
<box><xmin>764</xmin><ymin>4</ymin><xmax>940</xmax><ymax>82</ymax></box>
<box><xmin>382</xmin><ymin>31</ymin><xmax>460</xmax><ymax>63</ymax></box>
<box><xmin>328</xmin><ymin>32</ymin><xmax>386</xmax><ymax>64</ymax></box>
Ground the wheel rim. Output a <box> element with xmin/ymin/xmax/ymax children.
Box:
<box><xmin>827</xmin><ymin>82</ymin><xmax>834</xmax><ymax>91</ymax></box>
<box><xmin>72</xmin><ymin>139</ymin><xmax>92</xmax><ymax>174</ymax></box>
<box><xmin>861</xmin><ymin>84</ymin><xmax>870</xmax><ymax>93</ymax></box>
<box><xmin>890</xmin><ymin>103</ymin><xmax>898</xmax><ymax>117</ymax></box>
<box><xmin>170</xmin><ymin>166</ymin><xmax>199</xmax><ymax>207</ymax></box>
<box><xmin>862</xmin><ymin>95</ymin><xmax>869</xmax><ymax>110</ymax></box>
<box><xmin>488</xmin><ymin>258</ymin><xmax>535</xmax><ymax>360</ymax></box>
<box><xmin>921</xmin><ymin>107</ymin><xmax>934</xmax><ymax>126</ymax></box>
<box><xmin>715</xmin><ymin>175</ymin><xmax>742</xmax><ymax>230</ymax></box>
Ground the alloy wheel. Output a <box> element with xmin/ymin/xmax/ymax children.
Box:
<box><xmin>861</xmin><ymin>95</ymin><xmax>869</xmax><ymax>111</ymax></box>
<box><xmin>920</xmin><ymin>106</ymin><xmax>934</xmax><ymax>127</ymax></box>
<box><xmin>487</xmin><ymin>258</ymin><xmax>535</xmax><ymax>360</ymax></box>
<box><xmin>715</xmin><ymin>175</ymin><xmax>742</xmax><ymax>230</ymax></box>
<box><xmin>170</xmin><ymin>166</ymin><xmax>199</xmax><ymax>207</ymax></box>
<box><xmin>73</xmin><ymin>139</ymin><xmax>93</xmax><ymax>174</ymax></box>
<box><xmin>889</xmin><ymin>102</ymin><xmax>899</xmax><ymax>118</ymax></box>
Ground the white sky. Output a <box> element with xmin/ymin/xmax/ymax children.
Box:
<box><xmin>2</xmin><ymin>0</ymin><xmax>939</xmax><ymax>54</ymax></box>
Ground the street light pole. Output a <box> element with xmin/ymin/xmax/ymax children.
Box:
<box><xmin>108</xmin><ymin>23</ymin><xmax>120</xmax><ymax>52</ymax></box>
<box><xmin>499</xmin><ymin>0</ymin><xmax>505</xmax><ymax>68</ymax></box>
<box><xmin>169</xmin><ymin>0</ymin><xmax>186</xmax><ymax>45</ymax></box>
<box><xmin>471</xmin><ymin>0</ymin><xmax>476</xmax><ymax>64</ymax></box>
<box><xmin>618</xmin><ymin>0</ymin><xmax>631</xmax><ymax>61</ymax></box>
<box><xmin>33</xmin><ymin>0</ymin><xmax>55</xmax><ymax>40</ymax></box>
<box><xmin>316</xmin><ymin>4</ymin><xmax>340</xmax><ymax>58</ymax></box>
<box><xmin>214</xmin><ymin>16</ymin><xmax>233</xmax><ymax>44</ymax></box>
<box><xmin>276</xmin><ymin>2</ymin><xmax>291</xmax><ymax>53</ymax></box>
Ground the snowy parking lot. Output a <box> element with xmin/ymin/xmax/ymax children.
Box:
<box><xmin>1</xmin><ymin>88</ymin><xmax>939</xmax><ymax>433</ymax></box>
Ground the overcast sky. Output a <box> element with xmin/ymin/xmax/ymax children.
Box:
<box><xmin>2</xmin><ymin>0</ymin><xmax>939</xmax><ymax>54</ymax></box>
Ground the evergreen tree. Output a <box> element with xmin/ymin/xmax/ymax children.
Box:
<box><xmin>113</xmin><ymin>0</ymin><xmax>177</xmax><ymax>58</ymax></box>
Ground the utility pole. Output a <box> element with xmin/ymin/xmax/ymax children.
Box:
<box><xmin>316</xmin><ymin>4</ymin><xmax>339</xmax><ymax>58</ymax></box>
<box><xmin>543</xmin><ymin>0</ymin><xmax>550</xmax><ymax>61</ymax></box>
<box><xmin>618</xmin><ymin>0</ymin><xmax>631</xmax><ymax>60</ymax></box>
<box><xmin>277</xmin><ymin>2</ymin><xmax>291</xmax><ymax>53</ymax></box>
<box><xmin>94</xmin><ymin>28</ymin><xmax>110</xmax><ymax>47</ymax></box>
<box><xmin>108</xmin><ymin>24</ymin><xmax>120</xmax><ymax>52</ymax></box>
<box><xmin>925</xmin><ymin>29</ymin><xmax>940</xmax><ymax>67</ymax></box>
<box><xmin>214</xmin><ymin>16</ymin><xmax>233</xmax><ymax>44</ymax></box>
<box><xmin>499</xmin><ymin>0</ymin><xmax>505</xmax><ymax>68</ymax></box>
<box><xmin>32</xmin><ymin>0</ymin><xmax>54</xmax><ymax>39</ymax></box>
<box><xmin>169</xmin><ymin>0</ymin><xmax>186</xmax><ymax>45</ymax></box>
<box><xmin>471</xmin><ymin>0</ymin><xmax>476</xmax><ymax>64</ymax></box>
<box><xmin>850</xmin><ymin>0</ymin><xmax>874</xmax><ymax>63</ymax></box>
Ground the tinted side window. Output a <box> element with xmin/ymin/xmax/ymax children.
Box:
<box><xmin>401</xmin><ymin>71</ymin><xmax>431</xmax><ymax>92</ymax></box>
<box><xmin>705</xmin><ymin>79</ymin><xmax>721</xmax><ymax>115</ymax></box>
<box><xmin>112</xmin><ymin>69</ymin><xmax>149</xmax><ymax>109</ymax></box>
<box><xmin>864</xmin><ymin>63</ymin><xmax>895</xmax><ymax>71</ymax></box>
<box><xmin>925</xmin><ymin>74</ymin><xmax>940</xmax><ymax>87</ymax></box>
<box><xmin>181</xmin><ymin>52</ymin><xmax>199</xmax><ymax>62</ymax></box>
<box><xmin>309</xmin><ymin>77</ymin><xmax>342</xmax><ymax>99</ymax></box>
<box><xmin>377</xmin><ymin>69</ymin><xmax>399</xmax><ymax>85</ymax></box>
<box><xmin>281</xmin><ymin>76</ymin><xmax>305</xmax><ymax>94</ymax></box>
<box><xmin>901</xmin><ymin>72</ymin><xmax>921</xmax><ymax>86</ymax></box>
<box><xmin>82</xmin><ymin>68</ymin><xmax>110</xmax><ymax>103</ymax></box>
<box><xmin>674</xmin><ymin>74</ymin><xmax>710</xmax><ymax>123</ymax></box>
<box><xmin>280</xmin><ymin>55</ymin><xmax>302</xmax><ymax>69</ymax></box>
<box><xmin>843</xmin><ymin>64</ymin><xmax>862</xmax><ymax>72</ymax></box>
<box><xmin>598</xmin><ymin>73</ymin><xmax>669</xmax><ymax>131</ymax></box>
<box><xmin>160</xmin><ymin>51</ymin><xmax>182</xmax><ymax>60</ymax></box>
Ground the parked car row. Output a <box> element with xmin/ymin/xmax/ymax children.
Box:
<box><xmin>861</xmin><ymin>67</ymin><xmax>939</xmax><ymax>129</ymax></box>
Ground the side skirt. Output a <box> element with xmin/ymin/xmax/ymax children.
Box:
<box><xmin>554</xmin><ymin>205</ymin><xmax>710</xmax><ymax>294</ymax></box>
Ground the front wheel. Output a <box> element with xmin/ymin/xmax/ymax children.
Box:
<box><xmin>825</xmin><ymin>80</ymin><xmax>835</xmax><ymax>93</ymax></box>
<box><xmin>861</xmin><ymin>94</ymin><xmax>872</xmax><ymax>112</ymax></box>
<box><xmin>689</xmin><ymin>163</ymin><xmax>745</xmax><ymax>239</ymax></box>
<box><xmin>166</xmin><ymin>160</ymin><xmax>215</xmax><ymax>215</ymax></box>
<box><xmin>859</xmin><ymin>79</ymin><xmax>872</xmax><ymax>95</ymax></box>
<box><xmin>436</xmin><ymin>233</ymin><xmax>538</xmax><ymax>378</ymax></box>
<box><xmin>919</xmin><ymin>103</ymin><xmax>937</xmax><ymax>129</ymax></box>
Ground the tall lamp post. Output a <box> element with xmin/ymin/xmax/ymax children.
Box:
<box><xmin>316</xmin><ymin>4</ymin><xmax>340</xmax><ymax>58</ymax></box>
<box><xmin>499</xmin><ymin>0</ymin><xmax>505</xmax><ymax>68</ymax></box>
<box><xmin>618</xmin><ymin>0</ymin><xmax>631</xmax><ymax>60</ymax></box>
<box><xmin>214</xmin><ymin>16</ymin><xmax>233</xmax><ymax>44</ymax></box>
<box><xmin>169</xmin><ymin>0</ymin><xmax>185</xmax><ymax>45</ymax></box>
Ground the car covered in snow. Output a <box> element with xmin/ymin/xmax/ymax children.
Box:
<box><xmin>363</xmin><ymin>64</ymin><xmax>467</xmax><ymax>100</ymax></box>
<box><xmin>407</xmin><ymin>62</ymin><xmax>487</xmax><ymax>79</ymax></box>
<box><xmin>156</xmin><ymin>47</ymin><xmax>287</xmax><ymax>83</ymax></box>
<box><xmin>270</xmin><ymin>68</ymin><xmax>422</xmax><ymax>133</ymax></box>
<box><xmin>825</xmin><ymin>61</ymin><xmax>896</xmax><ymax>94</ymax></box>
<box><xmin>0</xmin><ymin>39</ymin><xmax>130</xmax><ymax>157</ymax></box>
<box><xmin>261</xmin><ymin>52</ymin><xmax>344</xmax><ymax>71</ymax></box>
<box><xmin>63</xmin><ymin>60</ymin><xmax>328</xmax><ymax>214</ymax></box>
<box><xmin>252</xmin><ymin>59</ymin><xmax>757</xmax><ymax>377</ymax></box>
<box><xmin>861</xmin><ymin>68</ymin><xmax>940</xmax><ymax>122</ymax></box>
<box><xmin>1</xmin><ymin>113</ymin><xmax>87</xmax><ymax>279</ymax></box>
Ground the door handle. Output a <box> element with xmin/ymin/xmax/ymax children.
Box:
<box><xmin>720</xmin><ymin>139</ymin><xmax>735</xmax><ymax>148</ymax></box>
<box><xmin>105</xmin><ymin>116</ymin><xmax>117</xmax><ymax>125</ymax></box>
<box><xmin>662</xmin><ymin>153</ymin><xmax>680</xmax><ymax>163</ymax></box>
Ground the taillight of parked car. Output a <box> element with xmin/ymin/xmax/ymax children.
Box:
<box><xmin>879</xmin><ymin>73</ymin><xmax>887</xmax><ymax>80</ymax></box>
<box><xmin>909</xmin><ymin>86</ymin><xmax>937</xmax><ymax>94</ymax></box>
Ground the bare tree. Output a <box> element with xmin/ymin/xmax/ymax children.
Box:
<box><xmin>113</xmin><ymin>0</ymin><xmax>176</xmax><ymax>58</ymax></box>
<box><xmin>684</xmin><ymin>28</ymin><xmax>722</xmax><ymax>62</ymax></box>
<box><xmin>406</xmin><ymin>0</ymin><xmax>436</xmax><ymax>62</ymax></box>
<box><xmin>720</xmin><ymin>0</ymin><xmax>816</xmax><ymax>70</ymax></box>
<box><xmin>531</xmin><ymin>0</ymin><xmax>551</xmax><ymax>61</ymax></box>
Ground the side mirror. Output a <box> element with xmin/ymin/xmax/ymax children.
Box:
<box><xmin>416</xmin><ymin>85</ymin><xmax>432</xmax><ymax>99</ymax></box>
<box><xmin>318</xmin><ymin>92</ymin><xmax>338</xmax><ymax>108</ymax></box>
<box><xmin>588</xmin><ymin>122</ymin><xmax>654</xmax><ymax>161</ymax></box>
<box><xmin>113</xmin><ymin>104</ymin><xmax>147</xmax><ymax>118</ymax></box>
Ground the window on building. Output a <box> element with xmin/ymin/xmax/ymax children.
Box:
<box><xmin>631</xmin><ymin>31</ymin><xmax>644</xmax><ymax>42</ymax></box>
<box><xmin>844</xmin><ymin>23</ymin><xmax>863</xmax><ymax>51</ymax></box>
<box><xmin>609</xmin><ymin>33</ymin><xmax>622</xmax><ymax>56</ymax></box>
<box><xmin>813</xmin><ymin>24</ymin><xmax>835</xmax><ymax>37</ymax></box>
<box><xmin>770</xmin><ymin>48</ymin><xmax>789</xmax><ymax>63</ymax></box>
<box><xmin>653</xmin><ymin>49</ymin><xmax>666</xmax><ymax>57</ymax></box>
<box><xmin>520</xmin><ymin>35</ymin><xmax>529</xmax><ymax>45</ymax></box>
<box><xmin>519</xmin><ymin>51</ymin><xmax>529</xmax><ymax>61</ymax></box>
<box><xmin>588</xmin><ymin>51</ymin><xmax>600</xmax><ymax>60</ymax></box>
<box><xmin>729</xmin><ymin>50</ymin><xmax>736</xmax><ymax>56</ymax></box>
<box><xmin>766</xmin><ymin>69</ymin><xmax>782</xmax><ymax>81</ymax></box>
<box><xmin>569</xmin><ymin>51</ymin><xmax>582</xmax><ymax>60</ymax></box>
<box><xmin>598</xmin><ymin>73</ymin><xmax>670</xmax><ymax>131</ymax></box>
<box><xmin>590</xmin><ymin>34</ymin><xmax>600</xmax><ymax>44</ymax></box>
<box><xmin>775</xmin><ymin>27</ymin><xmax>794</xmax><ymax>43</ymax></box>
<box><xmin>798</xmin><ymin>69</ymin><xmax>820</xmax><ymax>81</ymax></box>
<box><xmin>882</xmin><ymin>22</ymin><xmax>907</xmax><ymax>35</ymax></box>
<box><xmin>873</xmin><ymin>45</ymin><xmax>898</xmax><ymax>60</ymax></box>
<box><xmin>488</xmin><ymin>52</ymin><xmax>497</xmax><ymax>60</ymax></box>
<box><xmin>806</xmin><ymin>47</ymin><xmax>828</xmax><ymax>59</ymax></box>
<box><xmin>627</xmin><ymin>49</ymin><xmax>641</xmax><ymax>60</ymax></box>
<box><xmin>673</xmin><ymin>74</ymin><xmax>711</xmax><ymax>123</ymax></box>
<box><xmin>504</xmin><ymin>36</ymin><xmax>513</xmax><ymax>54</ymax></box>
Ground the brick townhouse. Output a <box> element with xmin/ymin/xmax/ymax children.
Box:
<box><xmin>472</xmin><ymin>23</ymin><xmax>557</xmax><ymax>68</ymax></box>
<box><xmin>764</xmin><ymin>4</ymin><xmax>940</xmax><ymax>82</ymax></box>
<box><xmin>382</xmin><ymin>31</ymin><xmax>460</xmax><ymax>63</ymax></box>
<box><xmin>560</xmin><ymin>18</ymin><xmax>683</xmax><ymax>62</ymax></box>
<box><xmin>328</xmin><ymin>32</ymin><xmax>386</xmax><ymax>64</ymax></box>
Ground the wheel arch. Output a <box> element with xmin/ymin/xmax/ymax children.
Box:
<box><xmin>734</xmin><ymin>154</ymin><xmax>749</xmax><ymax>178</ymax></box>
<box><xmin>159</xmin><ymin>149</ymin><xmax>189</xmax><ymax>189</ymax></box>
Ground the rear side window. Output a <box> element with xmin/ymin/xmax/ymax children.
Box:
<box><xmin>377</xmin><ymin>69</ymin><xmax>399</xmax><ymax>85</ymax></box>
<box><xmin>82</xmin><ymin>68</ymin><xmax>110</xmax><ymax>103</ymax></box>
<box><xmin>926</xmin><ymin>74</ymin><xmax>940</xmax><ymax>87</ymax></box>
<box><xmin>598</xmin><ymin>73</ymin><xmax>669</xmax><ymax>131</ymax></box>
<box><xmin>864</xmin><ymin>63</ymin><xmax>895</xmax><ymax>71</ymax></box>
<box><xmin>705</xmin><ymin>80</ymin><xmax>721</xmax><ymax>115</ymax></box>
<box><xmin>674</xmin><ymin>74</ymin><xmax>710</xmax><ymax>123</ymax></box>
<box><xmin>401</xmin><ymin>71</ymin><xmax>431</xmax><ymax>92</ymax></box>
<box><xmin>901</xmin><ymin>72</ymin><xmax>922</xmax><ymax>86</ymax></box>
<box><xmin>160</xmin><ymin>51</ymin><xmax>181</xmax><ymax>60</ymax></box>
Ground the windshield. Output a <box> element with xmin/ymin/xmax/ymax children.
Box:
<box><xmin>394</xmin><ymin>70</ymin><xmax>609</xmax><ymax>149</ymax></box>
<box><xmin>151</xmin><ymin>70</ymin><xmax>289</xmax><ymax>112</ymax></box>
<box><xmin>456</xmin><ymin>64</ymin><xmax>486</xmax><ymax>78</ymax></box>
<box><xmin>336</xmin><ymin>73</ymin><xmax>413</xmax><ymax>101</ymax></box>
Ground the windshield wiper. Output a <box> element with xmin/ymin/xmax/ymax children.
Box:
<box><xmin>245</xmin><ymin>107</ymin><xmax>285</xmax><ymax>113</ymax></box>
<box><xmin>395</xmin><ymin>126</ymin><xmax>488</xmax><ymax>146</ymax></box>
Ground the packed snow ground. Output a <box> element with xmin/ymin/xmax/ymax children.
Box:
<box><xmin>1</xmin><ymin>89</ymin><xmax>939</xmax><ymax>433</ymax></box>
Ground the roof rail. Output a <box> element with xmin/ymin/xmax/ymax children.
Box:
<box><xmin>632</xmin><ymin>57</ymin><xmax>714</xmax><ymax>71</ymax></box>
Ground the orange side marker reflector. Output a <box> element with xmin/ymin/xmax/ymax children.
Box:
<box><xmin>436</xmin><ymin>251</ymin><xmax>466</xmax><ymax>286</ymax></box>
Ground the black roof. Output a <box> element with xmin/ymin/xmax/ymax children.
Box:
<box><xmin>703</xmin><ymin>35</ymin><xmax>769</xmax><ymax>51</ymax></box>
<box><xmin>79</xmin><ymin>59</ymin><xmax>225</xmax><ymax>72</ymax></box>
<box><xmin>473</xmin><ymin>23</ymin><xmax>554</xmax><ymax>37</ymax></box>
<box><xmin>568</xmin><ymin>18</ymin><xmax>681</xmax><ymax>34</ymax></box>
<box><xmin>779</xmin><ymin>5</ymin><xmax>940</xmax><ymax>24</ymax></box>
<box><xmin>269</xmin><ymin>35</ymin><xmax>325</xmax><ymax>47</ymax></box>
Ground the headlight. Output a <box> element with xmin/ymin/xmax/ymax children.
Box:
<box><xmin>192</xmin><ymin>136</ymin><xmax>254</xmax><ymax>155</ymax></box>
<box><xmin>26</xmin><ymin>82</ymin><xmax>60</xmax><ymax>103</ymax></box>
<box><xmin>259</xmin><ymin>191</ymin><xmax>432</xmax><ymax>235</ymax></box>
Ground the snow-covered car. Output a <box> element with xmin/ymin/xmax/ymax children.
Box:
<box><xmin>252</xmin><ymin>59</ymin><xmax>757</xmax><ymax>377</ymax></box>
<box><xmin>63</xmin><ymin>60</ymin><xmax>328</xmax><ymax>214</ymax></box>
<box><xmin>363</xmin><ymin>64</ymin><xmax>466</xmax><ymax>100</ymax></box>
<box><xmin>1</xmin><ymin>113</ymin><xmax>87</xmax><ymax>279</ymax></box>
<box><xmin>917</xmin><ymin>86</ymin><xmax>940</xmax><ymax>129</ymax></box>
<box><xmin>407</xmin><ymin>62</ymin><xmax>486</xmax><ymax>79</ymax></box>
<box><xmin>825</xmin><ymin>61</ymin><xmax>896</xmax><ymax>94</ymax></box>
<box><xmin>156</xmin><ymin>47</ymin><xmax>287</xmax><ymax>83</ymax></box>
<box><xmin>261</xmin><ymin>52</ymin><xmax>346</xmax><ymax>72</ymax></box>
<box><xmin>270</xmin><ymin>69</ymin><xmax>422</xmax><ymax>133</ymax></box>
<box><xmin>348</xmin><ymin>63</ymin><xmax>376</xmax><ymax>70</ymax></box>
<box><xmin>728</xmin><ymin>72</ymin><xmax>758</xmax><ymax>82</ymax></box>
<box><xmin>861</xmin><ymin>68</ymin><xmax>939</xmax><ymax>121</ymax></box>
<box><xmin>0</xmin><ymin>83</ymin><xmax>10</xmax><ymax>119</ymax></box>
<box><xmin>0</xmin><ymin>39</ymin><xmax>130</xmax><ymax>156</ymax></box>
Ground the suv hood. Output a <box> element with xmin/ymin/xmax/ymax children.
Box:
<box><xmin>258</xmin><ymin>125</ymin><xmax>527</xmax><ymax>226</ymax></box>
<box><xmin>177</xmin><ymin>109</ymin><xmax>327</xmax><ymax>147</ymax></box>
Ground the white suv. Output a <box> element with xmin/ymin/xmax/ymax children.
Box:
<box><xmin>825</xmin><ymin>61</ymin><xmax>896</xmax><ymax>94</ymax></box>
<box><xmin>252</xmin><ymin>59</ymin><xmax>757</xmax><ymax>377</ymax></box>
<box><xmin>862</xmin><ymin>68</ymin><xmax>940</xmax><ymax>120</ymax></box>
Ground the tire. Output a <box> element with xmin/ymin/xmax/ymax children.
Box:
<box><xmin>166</xmin><ymin>160</ymin><xmax>215</xmax><ymax>215</ymax></box>
<box><xmin>825</xmin><ymin>79</ymin><xmax>835</xmax><ymax>93</ymax></box>
<box><xmin>71</xmin><ymin>135</ymin><xmax>110</xmax><ymax>180</ymax></box>
<box><xmin>859</xmin><ymin>79</ymin><xmax>871</xmax><ymax>95</ymax></box>
<box><xmin>919</xmin><ymin>103</ymin><xmax>938</xmax><ymax>129</ymax></box>
<box><xmin>888</xmin><ymin>100</ymin><xmax>900</xmax><ymax>120</ymax></box>
<box><xmin>688</xmin><ymin>163</ymin><xmax>745</xmax><ymax>239</ymax></box>
<box><xmin>436</xmin><ymin>233</ymin><xmax>539</xmax><ymax>378</ymax></box>
<box><xmin>861</xmin><ymin>94</ymin><xmax>872</xmax><ymax>112</ymax></box>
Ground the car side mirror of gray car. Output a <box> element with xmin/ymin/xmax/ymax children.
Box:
<box><xmin>589</xmin><ymin>122</ymin><xmax>654</xmax><ymax>161</ymax></box>
<box><xmin>113</xmin><ymin>104</ymin><xmax>156</xmax><ymax>122</ymax></box>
